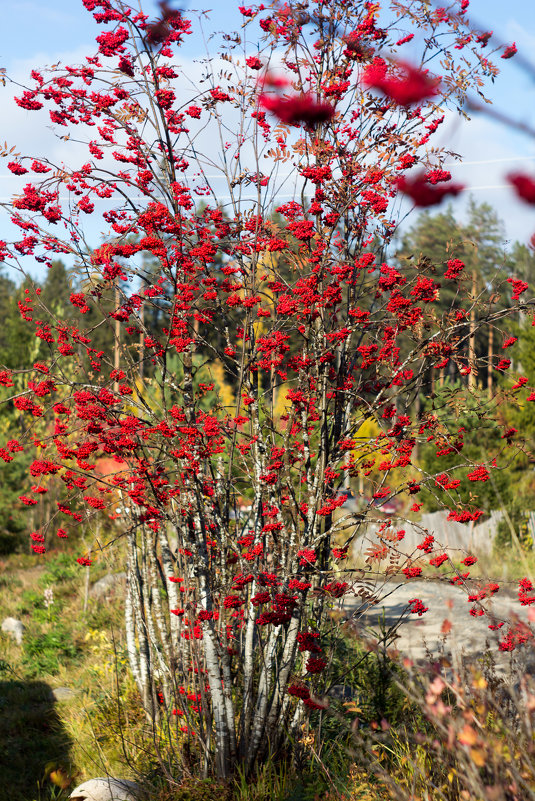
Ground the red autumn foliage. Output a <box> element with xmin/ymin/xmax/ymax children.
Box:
<box><xmin>259</xmin><ymin>92</ymin><xmax>335</xmax><ymax>126</ymax></box>
<box><xmin>396</xmin><ymin>172</ymin><xmax>465</xmax><ymax>206</ymax></box>
<box><xmin>508</xmin><ymin>172</ymin><xmax>535</xmax><ymax>204</ymax></box>
<box><xmin>363</xmin><ymin>59</ymin><xmax>441</xmax><ymax>106</ymax></box>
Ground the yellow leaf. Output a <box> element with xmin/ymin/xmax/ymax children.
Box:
<box><xmin>470</xmin><ymin>748</ymin><xmax>486</xmax><ymax>767</ymax></box>
<box><xmin>458</xmin><ymin>724</ymin><xmax>478</xmax><ymax>746</ymax></box>
<box><xmin>49</xmin><ymin>768</ymin><xmax>71</xmax><ymax>789</ymax></box>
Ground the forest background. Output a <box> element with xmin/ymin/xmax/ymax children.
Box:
<box><xmin>1</xmin><ymin>0</ymin><xmax>535</xmax><ymax>552</ymax></box>
<box><xmin>2</xmin><ymin>198</ymin><xmax>535</xmax><ymax>556</ymax></box>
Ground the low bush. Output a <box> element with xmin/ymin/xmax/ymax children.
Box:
<box><xmin>22</xmin><ymin>626</ymin><xmax>80</xmax><ymax>678</ymax></box>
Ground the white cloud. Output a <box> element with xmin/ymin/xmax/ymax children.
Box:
<box><xmin>394</xmin><ymin>107</ymin><xmax>535</xmax><ymax>247</ymax></box>
<box><xmin>505</xmin><ymin>18</ymin><xmax>535</xmax><ymax>52</ymax></box>
<box><xmin>0</xmin><ymin>42</ymin><xmax>297</xmax><ymax>282</ymax></box>
<box><xmin>2</xmin><ymin>22</ymin><xmax>534</xmax><ymax>289</ymax></box>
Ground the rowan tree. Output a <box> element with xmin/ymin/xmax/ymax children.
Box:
<box><xmin>0</xmin><ymin>0</ymin><xmax>532</xmax><ymax>780</ymax></box>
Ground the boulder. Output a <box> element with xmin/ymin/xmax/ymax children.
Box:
<box><xmin>1</xmin><ymin>616</ymin><xmax>25</xmax><ymax>645</ymax></box>
<box><xmin>52</xmin><ymin>686</ymin><xmax>77</xmax><ymax>702</ymax></box>
<box><xmin>89</xmin><ymin>572</ymin><xmax>126</xmax><ymax>601</ymax></box>
<box><xmin>70</xmin><ymin>777</ymin><xmax>143</xmax><ymax>801</ymax></box>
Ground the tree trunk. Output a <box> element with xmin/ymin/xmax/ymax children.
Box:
<box><xmin>487</xmin><ymin>322</ymin><xmax>493</xmax><ymax>398</ymax></box>
<box><xmin>468</xmin><ymin>268</ymin><xmax>477</xmax><ymax>391</ymax></box>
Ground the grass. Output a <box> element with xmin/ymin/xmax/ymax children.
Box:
<box><xmin>0</xmin><ymin>546</ymin><xmax>397</xmax><ymax>801</ymax></box>
<box><xmin>0</xmin><ymin>547</ymin><xmax>139</xmax><ymax>801</ymax></box>
<box><xmin>2</xmin><ymin>541</ymin><xmax>535</xmax><ymax>801</ymax></box>
<box><xmin>0</xmin><ymin>672</ymin><xmax>73</xmax><ymax>801</ymax></box>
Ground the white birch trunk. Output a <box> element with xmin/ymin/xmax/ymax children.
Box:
<box><xmin>245</xmin><ymin>624</ymin><xmax>281</xmax><ymax>769</ymax></box>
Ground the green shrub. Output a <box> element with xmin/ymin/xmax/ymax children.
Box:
<box><xmin>22</xmin><ymin>626</ymin><xmax>80</xmax><ymax>677</ymax></box>
<box><xmin>16</xmin><ymin>588</ymin><xmax>61</xmax><ymax>624</ymax></box>
<box><xmin>0</xmin><ymin>572</ymin><xmax>22</xmax><ymax>589</ymax></box>
<box><xmin>17</xmin><ymin>588</ymin><xmax>47</xmax><ymax>614</ymax></box>
<box><xmin>494</xmin><ymin>502</ymin><xmax>534</xmax><ymax>553</ymax></box>
<box><xmin>40</xmin><ymin>552</ymin><xmax>79</xmax><ymax>585</ymax></box>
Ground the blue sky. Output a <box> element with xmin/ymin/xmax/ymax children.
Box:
<box><xmin>2</xmin><ymin>0</ymin><xmax>247</xmax><ymax>66</ymax></box>
<box><xmin>1</xmin><ymin>0</ymin><xmax>535</xmax><ymax>260</ymax></box>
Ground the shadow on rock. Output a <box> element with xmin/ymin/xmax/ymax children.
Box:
<box><xmin>0</xmin><ymin>678</ymin><xmax>73</xmax><ymax>800</ymax></box>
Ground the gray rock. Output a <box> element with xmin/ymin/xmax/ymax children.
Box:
<box><xmin>70</xmin><ymin>777</ymin><xmax>143</xmax><ymax>801</ymax></box>
<box><xmin>1</xmin><ymin>616</ymin><xmax>25</xmax><ymax>645</ymax></box>
<box><xmin>344</xmin><ymin>579</ymin><xmax>534</xmax><ymax>681</ymax></box>
<box><xmin>89</xmin><ymin>573</ymin><xmax>126</xmax><ymax>601</ymax></box>
<box><xmin>52</xmin><ymin>686</ymin><xmax>77</xmax><ymax>702</ymax></box>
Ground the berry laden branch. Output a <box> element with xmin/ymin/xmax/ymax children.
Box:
<box><xmin>0</xmin><ymin>0</ymin><xmax>533</xmax><ymax>780</ymax></box>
